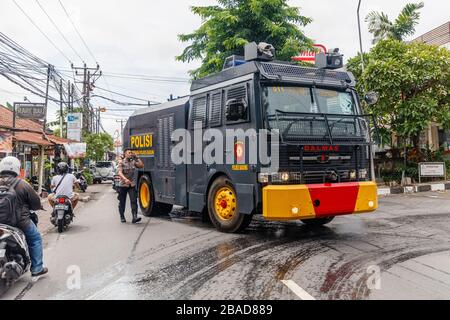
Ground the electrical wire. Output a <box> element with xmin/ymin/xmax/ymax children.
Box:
<box><xmin>35</xmin><ymin>0</ymin><xmax>84</xmax><ymax>63</ymax></box>
<box><xmin>58</xmin><ymin>0</ymin><xmax>97</xmax><ymax>63</ymax></box>
<box><xmin>12</xmin><ymin>0</ymin><xmax>72</xmax><ymax>63</ymax></box>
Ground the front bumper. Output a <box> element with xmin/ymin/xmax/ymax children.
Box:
<box><xmin>262</xmin><ymin>182</ymin><xmax>378</xmax><ymax>221</ymax></box>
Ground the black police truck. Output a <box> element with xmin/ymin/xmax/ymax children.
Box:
<box><xmin>123</xmin><ymin>42</ymin><xmax>379</xmax><ymax>233</ymax></box>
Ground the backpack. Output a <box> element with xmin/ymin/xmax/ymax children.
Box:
<box><xmin>0</xmin><ymin>178</ymin><xmax>21</xmax><ymax>227</ymax></box>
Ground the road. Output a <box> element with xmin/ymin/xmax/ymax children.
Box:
<box><xmin>2</xmin><ymin>183</ymin><xmax>450</xmax><ymax>300</ymax></box>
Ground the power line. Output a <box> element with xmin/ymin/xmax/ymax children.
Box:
<box><xmin>35</xmin><ymin>0</ymin><xmax>84</xmax><ymax>63</ymax></box>
<box><xmin>92</xmin><ymin>94</ymin><xmax>160</xmax><ymax>107</ymax></box>
<box><xmin>58</xmin><ymin>0</ymin><xmax>97</xmax><ymax>63</ymax></box>
<box><xmin>94</xmin><ymin>85</ymin><xmax>159</xmax><ymax>102</ymax></box>
<box><xmin>12</xmin><ymin>0</ymin><xmax>72</xmax><ymax>63</ymax></box>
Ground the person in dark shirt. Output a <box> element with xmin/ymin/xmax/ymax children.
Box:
<box><xmin>0</xmin><ymin>157</ymin><xmax>48</xmax><ymax>277</ymax></box>
<box><xmin>117</xmin><ymin>149</ymin><xmax>144</xmax><ymax>224</ymax></box>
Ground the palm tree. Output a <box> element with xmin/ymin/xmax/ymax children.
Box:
<box><xmin>366</xmin><ymin>2</ymin><xmax>424</xmax><ymax>44</ymax></box>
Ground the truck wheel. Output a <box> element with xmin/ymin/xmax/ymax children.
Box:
<box><xmin>207</xmin><ymin>176</ymin><xmax>251</xmax><ymax>233</ymax></box>
<box><xmin>138</xmin><ymin>175</ymin><xmax>156</xmax><ymax>217</ymax></box>
<box><xmin>301</xmin><ymin>217</ymin><xmax>335</xmax><ymax>227</ymax></box>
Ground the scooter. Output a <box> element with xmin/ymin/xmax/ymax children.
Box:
<box><xmin>50</xmin><ymin>196</ymin><xmax>74</xmax><ymax>233</ymax></box>
<box><xmin>74</xmin><ymin>172</ymin><xmax>88</xmax><ymax>193</ymax></box>
<box><xmin>0</xmin><ymin>224</ymin><xmax>31</xmax><ymax>292</ymax></box>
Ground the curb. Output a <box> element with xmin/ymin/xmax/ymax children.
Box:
<box><xmin>378</xmin><ymin>182</ymin><xmax>450</xmax><ymax>196</ymax></box>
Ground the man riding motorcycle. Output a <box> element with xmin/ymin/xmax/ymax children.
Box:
<box><xmin>0</xmin><ymin>156</ymin><xmax>48</xmax><ymax>277</ymax></box>
<box><xmin>48</xmin><ymin>162</ymin><xmax>80</xmax><ymax>210</ymax></box>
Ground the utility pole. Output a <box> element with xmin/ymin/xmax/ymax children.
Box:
<box><xmin>38</xmin><ymin>65</ymin><xmax>52</xmax><ymax>196</ymax></box>
<box><xmin>72</xmin><ymin>63</ymin><xmax>102</xmax><ymax>134</ymax></box>
<box><xmin>116</xmin><ymin>119</ymin><xmax>126</xmax><ymax>136</ymax></box>
<box><xmin>59</xmin><ymin>79</ymin><xmax>64</xmax><ymax>138</ymax></box>
<box><xmin>357</xmin><ymin>0</ymin><xmax>365</xmax><ymax>72</ymax></box>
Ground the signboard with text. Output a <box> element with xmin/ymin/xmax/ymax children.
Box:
<box><xmin>419</xmin><ymin>162</ymin><xmax>446</xmax><ymax>183</ymax></box>
<box><xmin>67</xmin><ymin>113</ymin><xmax>83</xmax><ymax>142</ymax></box>
<box><xmin>293</xmin><ymin>44</ymin><xmax>327</xmax><ymax>63</ymax></box>
<box><xmin>14</xmin><ymin>102</ymin><xmax>46</xmax><ymax>120</ymax></box>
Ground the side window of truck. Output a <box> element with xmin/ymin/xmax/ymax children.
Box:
<box><xmin>190</xmin><ymin>95</ymin><xmax>208</xmax><ymax>129</ymax></box>
<box><xmin>208</xmin><ymin>90</ymin><xmax>223</xmax><ymax>128</ymax></box>
<box><xmin>225</xmin><ymin>83</ymin><xmax>250</xmax><ymax>124</ymax></box>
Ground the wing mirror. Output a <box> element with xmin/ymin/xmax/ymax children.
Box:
<box><xmin>364</xmin><ymin>91</ymin><xmax>379</xmax><ymax>106</ymax></box>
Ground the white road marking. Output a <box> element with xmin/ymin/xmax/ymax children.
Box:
<box><xmin>281</xmin><ymin>280</ymin><xmax>316</xmax><ymax>300</ymax></box>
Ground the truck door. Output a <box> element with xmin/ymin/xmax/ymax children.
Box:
<box><xmin>187</xmin><ymin>93</ymin><xmax>214</xmax><ymax>212</ymax></box>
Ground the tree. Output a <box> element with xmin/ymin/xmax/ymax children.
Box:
<box><xmin>347</xmin><ymin>39</ymin><xmax>450</xmax><ymax>150</ymax></box>
<box><xmin>84</xmin><ymin>133</ymin><xmax>114</xmax><ymax>162</ymax></box>
<box><xmin>177</xmin><ymin>0</ymin><xmax>313</xmax><ymax>79</ymax></box>
<box><xmin>366</xmin><ymin>2</ymin><xmax>424</xmax><ymax>44</ymax></box>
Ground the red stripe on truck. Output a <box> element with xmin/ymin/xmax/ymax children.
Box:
<box><xmin>307</xmin><ymin>183</ymin><xmax>360</xmax><ymax>218</ymax></box>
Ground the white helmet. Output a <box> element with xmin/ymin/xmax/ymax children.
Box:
<box><xmin>0</xmin><ymin>156</ymin><xmax>21</xmax><ymax>176</ymax></box>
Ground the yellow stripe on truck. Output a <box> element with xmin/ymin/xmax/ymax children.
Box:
<box><xmin>262</xmin><ymin>185</ymin><xmax>316</xmax><ymax>221</ymax></box>
<box><xmin>354</xmin><ymin>182</ymin><xmax>378</xmax><ymax>214</ymax></box>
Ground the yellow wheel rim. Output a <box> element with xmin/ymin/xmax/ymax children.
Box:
<box><xmin>140</xmin><ymin>182</ymin><xmax>150</xmax><ymax>209</ymax></box>
<box><xmin>214</xmin><ymin>186</ymin><xmax>237</xmax><ymax>221</ymax></box>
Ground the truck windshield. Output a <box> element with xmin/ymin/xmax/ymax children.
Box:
<box><xmin>263</xmin><ymin>86</ymin><xmax>356</xmax><ymax>116</ymax></box>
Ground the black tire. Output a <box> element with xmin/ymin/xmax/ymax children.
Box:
<box><xmin>207</xmin><ymin>176</ymin><xmax>252</xmax><ymax>233</ymax></box>
<box><xmin>138</xmin><ymin>175</ymin><xmax>156</xmax><ymax>217</ymax></box>
<box><xmin>301</xmin><ymin>217</ymin><xmax>335</xmax><ymax>227</ymax></box>
<box><xmin>57</xmin><ymin>219</ymin><xmax>64</xmax><ymax>233</ymax></box>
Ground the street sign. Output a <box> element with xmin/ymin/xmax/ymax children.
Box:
<box><xmin>14</xmin><ymin>102</ymin><xmax>46</xmax><ymax>120</ymax></box>
<box><xmin>419</xmin><ymin>162</ymin><xmax>446</xmax><ymax>183</ymax></box>
<box><xmin>67</xmin><ymin>113</ymin><xmax>83</xmax><ymax>142</ymax></box>
<box><xmin>64</xmin><ymin>143</ymin><xmax>87</xmax><ymax>159</ymax></box>
<box><xmin>293</xmin><ymin>44</ymin><xmax>327</xmax><ymax>63</ymax></box>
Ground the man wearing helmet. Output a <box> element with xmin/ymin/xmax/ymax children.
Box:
<box><xmin>48</xmin><ymin>162</ymin><xmax>80</xmax><ymax>209</ymax></box>
<box><xmin>0</xmin><ymin>156</ymin><xmax>48</xmax><ymax>277</ymax></box>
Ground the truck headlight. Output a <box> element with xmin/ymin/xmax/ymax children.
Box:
<box><xmin>349</xmin><ymin>170</ymin><xmax>357</xmax><ymax>180</ymax></box>
<box><xmin>281</xmin><ymin>172</ymin><xmax>290</xmax><ymax>182</ymax></box>
<box><xmin>359</xmin><ymin>169</ymin><xmax>368</xmax><ymax>180</ymax></box>
<box><xmin>258</xmin><ymin>173</ymin><xmax>269</xmax><ymax>184</ymax></box>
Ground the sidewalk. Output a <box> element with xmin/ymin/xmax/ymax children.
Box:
<box><xmin>378</xmin><ymin>181</ymin><xmax>450</xmax><ymax>196</ymax></box>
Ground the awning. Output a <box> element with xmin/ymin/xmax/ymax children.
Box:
<box><xmin>14</xmin><ymin>132</ymin><xmax>53</xmax><ymax>146</ymax></box>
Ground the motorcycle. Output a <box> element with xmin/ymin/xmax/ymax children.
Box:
<box><xmin>0</xmin><ymin>224</ymin><xmax>31</xmax><ymax>291</ymax></box>
<box><xmin>51</xmin><ymin>196</ymin><xmax>74</xmax><ymax>233</ymax></box>
<box><xmin>74</xmin><ymin>172</ymin><xmax>88</xmax><ymax>193</ymax></box>
<box><xmin>30</xmin><ymin>176</ymin><xmax>48</xmax><ymax>196</ymax></box>
<box><xmin>113</xmin><ymin>174</ymin><xmax>121</xmax><ymax>193</ymax></box>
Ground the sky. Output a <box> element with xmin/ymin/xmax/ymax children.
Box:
<box><xmin>0</xmin><ymin>0</ymin><xmax>449</xmax><ymax>140</ymax></box>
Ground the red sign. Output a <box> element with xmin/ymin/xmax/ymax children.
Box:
<box><xmin>293</xmin><ymin>44</ymin><xmax>327</xmax><ymax>63</ymax></box>
<box><xmin>304</xmin><ymin>145</ymin><xmax>340</xmax><ymax>153</ymax></box>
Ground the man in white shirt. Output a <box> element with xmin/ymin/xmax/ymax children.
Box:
<box><xmin>48</xmin><ymin>162</ymin><xmax>80</xmax><ymax>209</ymax></box>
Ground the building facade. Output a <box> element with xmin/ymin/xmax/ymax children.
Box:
<box><xmin>413</xmin><ymin>21</ymin><xmax>450</xmax><ymax>152</ymax></box>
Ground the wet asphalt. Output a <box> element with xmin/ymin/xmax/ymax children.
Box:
<box><xmin>2</xmin><ymin>184</ymin><xmax>450</xmax><ymax>300</ymax></box>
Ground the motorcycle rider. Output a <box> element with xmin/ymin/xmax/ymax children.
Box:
<box><xmin>48</xmin><ymin>162</ymin><xmax>80</xmax><ymax>209</ymax></box>
<box><xmin>0</xmin><ymin>156</ymin><xmax>48</xmax><ymax>277</ymax></box>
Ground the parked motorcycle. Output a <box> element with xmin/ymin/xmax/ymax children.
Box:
<box><xmin>0</xmin><ymin>224</ymin><xmax>31</xmax><ymax>291</ymax></box>
<box><xmin>51</xmin><ymin>196</ymin><xmax>74</xmax><ymax>233</ymax></box>
<box><xmin>30</xmin><ymin>176</ymin><xmax>48</xmax><ymax>195</ymax></box>
<box><xmin>74</xmin><ymin>172</ymin><xmax>88</xmax><ymax>193</ymax></box>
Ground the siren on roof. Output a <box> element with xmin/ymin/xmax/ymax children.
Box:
<box><xmin>315</xmin><ymin>48</ymin><xmax>344</xmax><ymax>70</ymax></box>
<box><xmin>245</xmin><ymin>42</ymin><xmax>275</xmax><ymax>62</ymax></box>
<box><xmin>223</xmin><ymin>55</ymin><xmax>246</xmax><ymax>70</ymax></box>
